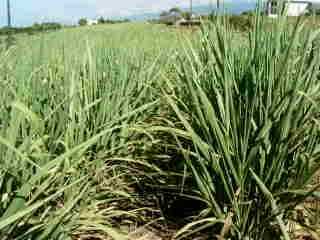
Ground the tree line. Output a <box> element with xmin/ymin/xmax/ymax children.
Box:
<box><xmin>78</xmin><ymin>17</ymin><xmax>130</xmax><ymax>26</ymax></box>
<box><xmin>0</xmin><ymin>22</ymin><xmax>62</xmax><ymax>36</ymax></box>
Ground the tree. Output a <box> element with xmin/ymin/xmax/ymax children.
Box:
<box><xmin>33</xmin><ymin>22</ymin><xmax>40</xmax><ymax>28</ymax></box>
<box><xmin>169</xmin><ymin>7</ymin><xmax>182</xmax><ymax>14</ymax></box>
<box><xmin>241</xmin><ymin>10</ymin><xmax>255</xmax><ymax>16</ymax></box>
<box><xmin>98</xmin><ymin>17</ymin><xmax>105</xmax><ymax>24</ymax></box>
<box><xmin>169</xmin><ymin>7</ymin><xmax>183</xmax><ymax>22</ymax></box>
<box><xmin>78</xmin><ymin>18</ymin><xmax>88</xmax><ymax>26</ymax></box>
<box><xmin>160</xmin><ymin>11</ymin><xmax>169</xmax><ymax>17</ymax></box>
<box><xmin>182</xmin><ymin>11</ymin><xmax>192</xmax><ymax>20</ymax></box>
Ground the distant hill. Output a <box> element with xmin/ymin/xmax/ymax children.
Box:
<box><xmin>128</xmin><ymin>2</ymin><xmax>257</xmax><ymax>21</ymax></box>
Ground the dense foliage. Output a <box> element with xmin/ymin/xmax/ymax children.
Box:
<box><xmin>0</xmin><ymin>15</ymin><xmax>319</xmax><ymax>240</ymax></box>
<box><xmin>78</xmin><ymin>18</ymin><xmax>88</xmax><ymax>26</ymax></box>
<box><xmin>97</xmin><ymin>17</ymin><xmax>130</xmax><ymax>24</ymax></box>
<box><xmin>0</xmin><ymin>22</ymin><xmax>62</xmax><ymax>36</ymax></box>
<box><xmin>165</xmin><ymin>16</ymin><xmax>320</xmax><ymax>239</ymax></box>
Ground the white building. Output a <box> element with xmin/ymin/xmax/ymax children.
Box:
<box><xmin>266</xmin><ymin>0</ymin><xmax>320</xmax><ymax>17</ymax></box>
<box><xmin>87</xmin><ymin>19</ymin><xmax>98</xmax><ymax>26</ymax></box>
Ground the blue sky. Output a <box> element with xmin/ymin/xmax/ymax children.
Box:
<box><xmin>0</xmin><ymin>0</ymin><xmax>256</xmax><ymax>27</ymax></box>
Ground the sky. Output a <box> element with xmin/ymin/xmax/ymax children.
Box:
<box><xmin>0</xmin><ymin>0</ymin><xmax>256</xmax><ymax>27</ymax></box>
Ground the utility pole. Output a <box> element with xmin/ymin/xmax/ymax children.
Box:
<box><xmin>190</xmin><ymin>0</ymin><xmax>193</xmax><ymax>18</ymax></box>
<box><xmin>7</xmin><ymin>0</ymin><xmax>11</xmax><ymax>27</ymax></box>
<box><xmin>6</xmin><ymin>0</ymin><xmax>13</xmax><ymax>49</ymax></box>
<box><xmin>217</xmin><ymin>0</ymin><xmax>220</xmax><ymax>10</ymax></box>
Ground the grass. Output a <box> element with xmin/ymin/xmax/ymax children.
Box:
<box><xmin>0</xmin><ymin>16</ymin><xmax>320</xmax><ymax>240</ymax></box>
<box><xmin>0</xmin><ymin>23</ymin><xmax>177</xmax><ymax>239</ymax></box>
<box><xmin>163</xmin><ymin>16</ymin><xmax>320</xmax><ymax>239</ymax></box>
